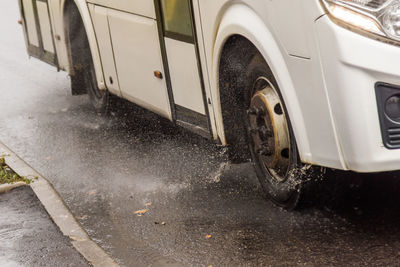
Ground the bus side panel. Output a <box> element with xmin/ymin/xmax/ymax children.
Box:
<box><xmin>89</xmin><ymin>4</ymin><xmax>121</xmax><ymax>96</ymax></box>
<box><xmin>165</xmin><ymin>38</ymin><xmax>206</xmax><ymax>115</ymax></box>
<box><xmin>18</xmin><ymin>0</ymin><xmax>57</xmax><ymax>66</ymax></box>
<box><xmin>107</xmin><ymin>9</ymin><xmax>172</xmax><ymax>119</ymax></box>
<box><xmin>36</xmin><ymin>1</ymin><xmax>54</xmax><ymax>54</ymax></box>
<box><xmin>86</xmin><ymin>0</ymin><xmax>156</xmax><ymax>19</ymax></box>
<box><xmin>20</xmin><ymin>0</ymin><xmax>39</xmax><ymax>48</ymax></box>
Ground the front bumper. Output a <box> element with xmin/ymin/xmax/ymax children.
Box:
<box><xmin>316</xmin><ymin>15</ymin><xmax>400</xmax><ymax>172</ymax></box>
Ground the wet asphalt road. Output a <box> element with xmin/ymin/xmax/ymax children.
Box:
<box><xmin>0</xmin><ymin>186</ymin><xmax>90</xmax><ymax>267</ymax></box>
<box><xmin>3</xmin><ymin>1</ymin><xmax>400</xmax><ymax>266</ymax></box>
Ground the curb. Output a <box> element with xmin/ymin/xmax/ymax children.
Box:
<box><xmin>0</xmin><ymin>182</ymin><xmax>27</xmax><ymax>194</ymax></box>
<box><xmin>0</xmin><ymin>141</ymin><xmax>119</xmax><ymax>267</ymax></box>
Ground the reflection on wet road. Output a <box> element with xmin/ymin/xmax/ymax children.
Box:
<box><xmin>2</xmin><ymin>0</ymin><xmax>400</xmax><ymax>265</ymax></box>
<box><xmin>0</xmin><ymin>187</ymin><xmax>90</xmax><ymax>266</ymax></box>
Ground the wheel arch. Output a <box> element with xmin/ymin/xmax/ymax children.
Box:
<box><xmin>61</xmin><ymin>0</ymin><xmax>105</xmax><ymax>90</ymax></box>
<box><xmin>212</xmin><ymin>3</ymin><xmax>312</xmax><ymax>162</ymax></box>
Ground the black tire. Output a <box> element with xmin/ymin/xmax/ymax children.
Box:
<box><xmin>85</xmin><ymin>62</ymin><xmax>109</xmax><ymax>115</ymax></box>
<box><xmin>242</xmin><ymin>54</ymin><xmax>317</xmax><ymax>209</ymax></box>
<box><xmin>65</xmin><ymin>1</ymin><xmax>109</xmax><ymax>115</ymax></box>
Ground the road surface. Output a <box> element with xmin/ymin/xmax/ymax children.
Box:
<box><xmin>2</xmin><ymin>1</ymin><xmax>400</xmax><ymax>266</ymax></box>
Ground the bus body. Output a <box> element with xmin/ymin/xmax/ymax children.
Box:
<box><xmin>17</xmin><ymin>0</ymin><xmax>400</xmax><ymax>207</ymax></box>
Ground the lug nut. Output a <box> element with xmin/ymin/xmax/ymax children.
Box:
<box><xmin>248</xmin><ymin>126</ymin><xmax>273</xmax><ymax>137</ymax></box>
<box><xmin>257</xmin><ymin>143</ymin><xmax>273</xmax><ymax>156</ymax></box>
<box><xmin>256</xmin><ymin>147</ymin><xmax>273</xmax><ymax>156</ymax></box>
<box><xmin>248</xmin><ymin>127</ymin><xmax>258</xmax><ymax>134</ymax></box>
<box><xmin>247</xmin><ymin>108</ymin><xmax>257</xmax><ymax>115</ymax></box>
<box><xmin>259</xmin><ymin>125</ymin><xmax>273</xmax><ymax>137</ymax></box>
<box><xmin>247</xmin><ymin>108</ymin><xmax>265</xmax><ymax>117</ymax></box>
<box><xmin>249</xmin><ymin>126</ymin><xmax>264</xmax><ymax>134</ymax></box>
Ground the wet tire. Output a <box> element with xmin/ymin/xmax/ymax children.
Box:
<box><xmin>65</xmin><ymin>1</ymin><xmax>109</xmax><ymax>115</ymax></box>
<box><xmin>84</xmin><ymin>62</ymin><xmax>109</xmax><ymax>115</ymax></box>
<box><xmin>243</xmin><ymin>53</ymin><xmax>317</xmax><ymax>210</ymax></box>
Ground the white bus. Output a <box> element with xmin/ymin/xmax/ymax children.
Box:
<box><xmin>17</xmin><ymin>0</ymin><xmax>400</xmax><ymax>208</ymax></box>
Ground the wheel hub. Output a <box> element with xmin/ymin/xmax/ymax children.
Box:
<box><xmin>248</xmin><ymin>78</ymin><xmax>291</xmax><ymax>181</ymax></box>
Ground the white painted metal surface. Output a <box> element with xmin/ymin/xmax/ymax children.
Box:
<box><xmin>165</xmin><ymin>38</ymin><xmax>205</xmax><ymax>115</ymax></box>
<box><xmin>86</xmin><ymin>0</ymin><xmax>156</xmax><ymax>19</ymax></box>
<box><xmin>89</xmin><ymin>4</ymin><xmax>121</xmax><ymax>96</ymax></box>
<box><xmin>21</xmin><ymin>0</ymin><xmax>39</xmax><ymax>47</ymax></box>
<box><xmin>107</xmin><ymin>9</ymin><xmax>171</xmax><ymax>119</ymax></box>
<box><xmin>47</xmin><ymin>0</ymin><xmax>68</xmax><ymax>71</ymax></box>
<box><xmin>192</xmin><ymin>0</ymin><xmax>217</xmax><ymax>139</ymax></box>
<box><xmin>36</xmin><ymin>1</ymin><xmax>54</xmax><ymax>53</ymax></box>
<box><xmin>316</xmin><ymin>16</ymin><xmax>400</xmax><ymax>172</ymax></box>
<box><xmin>266</xmin><ymin>0</ymin><xmax>311</xmax><ymax>58</ymax></box>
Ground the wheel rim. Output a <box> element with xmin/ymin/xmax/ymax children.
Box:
<box><xmin>247</xmin><ymin>77</ymin><xmax>291</xmax><ymax>182</ymax></box>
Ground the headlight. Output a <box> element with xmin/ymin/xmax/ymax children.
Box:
<box><xmin>321</xmin><ymin>0</ymin><xmax>400</xmax><ymax>42</ymax></box>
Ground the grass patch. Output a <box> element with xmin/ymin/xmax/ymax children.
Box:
<box><xmin>0</xmin><ymin>157</ymin><xmax>35</xmax><ymax>184</ymax></box>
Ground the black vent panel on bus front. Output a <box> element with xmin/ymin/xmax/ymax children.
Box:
<box><xmin>387</xmin><ymin>127</ymin><xmax>400</xmax><ymax>147</ymax></box>
<box><xmin>375</xmin><ymin>82</ymin><xmax>400</xmax><ymax>149</ymax></box>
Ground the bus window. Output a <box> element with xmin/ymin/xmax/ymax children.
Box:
<box><xmin>160</xmin><ymin>0</ymin><xmax>193</xmax><ymax>41</ymax></box>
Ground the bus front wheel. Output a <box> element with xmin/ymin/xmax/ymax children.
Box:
<box><xmin>243</xmin><ymin>53</ymin><xmax>317</xmax><ymax>209</ymax></box>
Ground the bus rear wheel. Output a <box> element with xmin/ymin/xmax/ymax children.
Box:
<box><xmin>84</xmin><ymin>62</ymin><xmax>109</xmax><ymax>115</ymax></box>
<box><xmin>244</xmin><ymin>54</ymin><xmax>315</xmax><ymax>209</ymax></box>
<box><xmin>64</xmin><ymin>0</ymin><xmax>109</xmax><ymax>115</ymax></box>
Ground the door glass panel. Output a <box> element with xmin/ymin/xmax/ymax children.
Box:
<box><xmin>160</xmin><ymin>0</ymin><xmax>193</xmax><ymax>40</ymax></box>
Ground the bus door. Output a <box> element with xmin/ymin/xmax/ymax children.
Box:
<box><xmin>156</xmin><ymin>0</ymin><xmax>211</xmax><ymax>137</ymax></box>
<box><xmin>18</xmin><ymin>0</ymin><xmax>57</xmax><ymax>66</ymax></box>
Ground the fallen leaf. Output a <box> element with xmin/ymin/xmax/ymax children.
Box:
<box><xmin>134</xmin><ymin>209</ymin><xmax>148</xmax><ymax>216</ymax></box>
<box><xmin>77</xmin><ymin>215</ymin><xmax>88</xmax><ymax>220</ymax></box>
<box><xmin>205</xmin><ymin>234</ymin><xmax>212</xmax><ymax>239</ymax></box>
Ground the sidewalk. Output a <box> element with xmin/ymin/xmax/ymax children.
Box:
<box><xmin>0</xmin><ymin>186</ymin><xmax>90</xmax><ymax>267</ymax></box>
